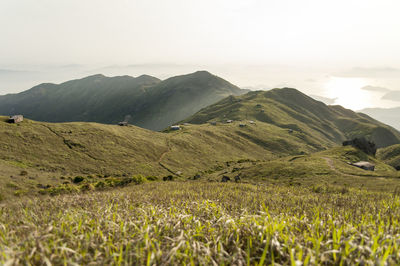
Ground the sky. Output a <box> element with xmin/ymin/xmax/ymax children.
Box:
<box><xmin>1</xmin><ymin>0</ymin><xmax>400</xmax><ymax>110</ymax></box>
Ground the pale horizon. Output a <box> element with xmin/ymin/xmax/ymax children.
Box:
<box><xmin>1</xmin><ymin>0</ymin><xmax>400</xmax><ymax>110</ymax></box>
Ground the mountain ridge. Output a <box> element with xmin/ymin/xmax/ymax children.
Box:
<box><xmin>182</xmin><ymin>88</ymin><xmax>400</xmax><ymax>148</ymax></box>
<box><xmin>0</xmin><ymin>71</ymin><xmax>247</xmax><ymax>130</ymax></box>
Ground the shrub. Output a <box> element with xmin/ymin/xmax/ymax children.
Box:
<box><xmin>72</xmin><ymin>176</ymin><xmax>85</xmax><ymax>183</ymax></box>
<box><xmin>46</xmin><ymin>185</ymin><xmax>80</xmax><ymax>196</ymax></box>
<box><xmin>163</xmin><ymin>175</ymin><xmax>174</xmax><ymax>181</ymax></box>
<box><xmin>131</xmin><ymin>175</ymin><xmax>146</xmax><ymax>185</ymax></box>
<box><xmin>343</xmin><ymin>137</ymin><xmax>377</xmax><ymax>156</ymax></box>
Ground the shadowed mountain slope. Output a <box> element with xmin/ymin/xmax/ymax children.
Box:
<box><xmin>182</xmin><ymin>88</ymin><xmax>400</xmax><ymax>148</ymax></box>
<box><xmin>0</xmin><ymin>71</ymin><xmax>246</xmax><ymax>131</ymax></box>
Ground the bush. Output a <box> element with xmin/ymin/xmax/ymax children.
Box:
<box><xmin>343</xmin><ymin>137</ymin><xmax>377</xmax><ymax>156</ymax></box>
<box><xmin>130</xmin><ymin>175</ymin><xmax>146</xmax><ymax>185</ymax></box>
<box><xmin>46</xmin><ymin>185</ymin><xmax>80</xmax><ymax>196</ymax></box>
<box><xmin>72</xmin><ymin>176</ymin><xmax>85</xmax><ymax>183</ymax></box>
<box><xmin>163</xmin><ymin>175</ymin><xmax>174</xmax><ymax>181</ymax></box>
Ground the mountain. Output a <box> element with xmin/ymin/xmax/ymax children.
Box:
<box><xmin>182</xmin><ymin>88</ymin><xmax>400</xmax><ymax>148</ymax></box>
<box><xmin>0</xmin><ymin>71</ymin><xmax>246</xmax><ymax>131</ymax></box>
<box><xmin>360</xmin><ymin>107</ymin><xmax>400</xmax><ymax>131</ymax></box>
<box><xmin>2</xmin><ymin>88</ymin><xmax>400</xmax><ymax>197</ymax></box>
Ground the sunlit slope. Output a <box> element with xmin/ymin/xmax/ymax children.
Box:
<box><xmin>183</xmin><ymin>88</ymin><xmax>400</xmax><ymax>148</ymax></box>
<box><xmin>0</xmin><ymin>115</ymin><xmax>320</xmax><ymax>180</ymax></box>
<box><xmin>206</xmin><ymin>146</ymin><xmax>400</xmax><ymax>192</ymax></box>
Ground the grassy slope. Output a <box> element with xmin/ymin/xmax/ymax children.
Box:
<box><xmin>377</xmin><ymin>144</ymin><xmax>400</xmax><ymax>169</ymax></box>
<box><xmin>2</xmin><ymin>115</ymin><xmax>400</xmax><ymax>199</ymax></box>
<box><xmin>0</xmin><ymin>116</ymin><xmax>322</xmax><ymax>198</ymax></box>
<box><xmin>219</xmin><ymin>146</ymin><xmax>400</xmax><ymax>192</ymax></box>
<box><xmin>183</xmin><ymin>88</ymin><xmax>400</xmax><ymax>148</ymax></box>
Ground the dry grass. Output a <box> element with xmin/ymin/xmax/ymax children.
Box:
<box><xmin>1</xmin><ymin>181</ymin><xmax>400</xmax><ymax>265</ymax></box>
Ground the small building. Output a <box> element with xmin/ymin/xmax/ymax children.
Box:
<box><xmin>239</xmin><ymin>123</ymin><xmax>246</xmax><ymax>127</ymax></box>
<box><xmin>210</xmin><ymin>121</ymin><xmax>217</xmax><ymax>126</ymax></box>
<box><xmin>170</xmin><ymin>125</ymin><xmax>181</xmax><ymax>130</ymax></box>
<box><xmin>118</xmin><ymin>121</ymin><xmax>128</xmax><ymax>126</ymax></box>
<box><xmin>8</xmin><ymin>115</ymin><xmax>23</xmax><ymax>124</ymax></box>
<box><xmin>350</xmin><ymin>161</ymin><xmax>375</xmax><ymax>171</ymax></box>
<box><xmin>226</xmin><ymin>120</ymin><xmax>233</xmax><ymax>123</ymax></box>
<box><xmin>249</xmin><ymin>120</ymin><xmax>255</xmax><ymax>124</ymax></box>
<box><xmin>288</xmin><ymin>129</ymin><xmax>294</xmax><ymax>134</ymax></box>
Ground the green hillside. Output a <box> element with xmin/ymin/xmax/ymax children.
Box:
<box><xmin>0</xmin><ymin>114</ymin><xmax>323</xmax><ymax>198</ymax></box>
<box><xmin>2</xmin><ymin>87</ymin><xmax>400</xmax><ymax>198</ymax></box>
<box><xmin>377</xmin><ymin>144</ymin><xmax>400</xmax><ymax>170</ymax></box>
<box><xmin>183</xmin><ymin>88</ymin><xmax>400</xmax><ymax>148</ymax></box>
<box><xmin>218</xmin><ymin>146</ymin><xmax>400</xmax><ymax>192</ymax></box>
<box><xmin>0</xmin><ymin>71</ymin><xmax>246</xmax><ymax>131</ymax></box>
<box><xmin>2</xmin><ymin>99</ymin><xmax>400</xmax><ymax>265</ymax></box>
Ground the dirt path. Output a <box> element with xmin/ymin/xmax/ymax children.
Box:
<box><xmin>158</xmin><ymin>149</ymin><xmax>169</xmax><ymax>163</ymax></box>
<box><xmin>157</xmin><ymin>139</ymin><xmax>171</xmax><ymax>163</ymax></box>
<box><xmin>322</xmin><ymin>157</ymin><xmax>358</xmax><ymax>177</ymax></box>
<box><xmin>157</xmin><ymin>139</ymin><xmax>178</xmax><ymax>176</ymax></box>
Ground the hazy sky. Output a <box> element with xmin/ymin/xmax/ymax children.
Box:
<box><xmin>1</xmin><ymin>0</ymin><xmax>400</xmax><ymax>110</ymax></box>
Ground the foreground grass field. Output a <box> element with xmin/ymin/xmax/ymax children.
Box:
<box><xmin>1</xmin><ymin>181</ymin><xmax>400</xmax><ymax>265</ymax></box>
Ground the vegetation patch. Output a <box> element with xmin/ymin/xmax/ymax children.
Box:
<box><xmin>39</xmin><ymin>175</ymin><xmax>151</xmax><ymax>196</ymax></box>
